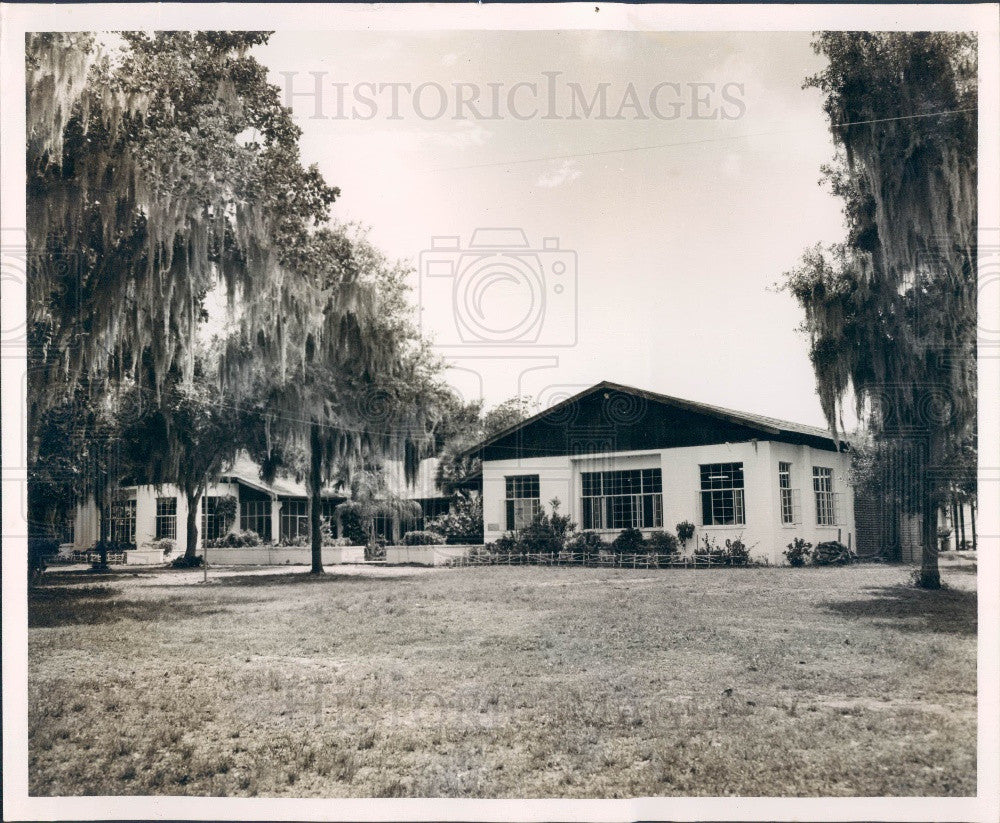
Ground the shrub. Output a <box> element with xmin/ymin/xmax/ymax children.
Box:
<box><xmin>565</xmin><ymin>530</ymin><xmax>604</xmax><ymax>558</ymax></box>
<box><xmin>696</xmin><ymin>534</ymin><xmax>754</xmax><ymax>565</ymax></box>
<box><xmin>611</xmin><ymin>527</ymin><xmax>646</xmax><ymax>555</ymax></box>
<box><xmin>813</xmin><ymin>540</ymin><xmax>855</xmax><ymax>565</ymax></box>
<box><xmin>516</xmin><ymin>499</ymin><xmax>576</xmax><ymax>555</ymax></box>
<box><xmin>647</xmin><ymin>531</ymin><xmax>680</xmax><ymax>555</ymax></box>
<box><xmin>783</xmin><ymin>537</ymin><xmax>812</xmax><ymax>567</ymax></box>
<box><xmin>402</xmin><ymin>530</ymin><xmax>446</xmax><ymax>546</ymax></box>
<box><xmin>365</xmin><ymin>539</ymin><xmax>386</xmax><ymax>562</ymax></box>
<box><xmin>339</xmin><ymin>509</ymin><xmax>368</xmax><ymax>546</ymax></box>
<box><xmin>147</xmin><ymin>538</ymin><xmax>175</xmax><ymax>557</ymax></box>
<box><xmin>171</xmin><ymin>554</ymin><xmax>204</xmax><ymax>568</ymax></box>
<box><xmin>724</xmin><ymin>537</ymin><xmax>750</xmax><ymax>566</ymax></box>
<box><xmin>675</xmin><ymin>521</ymin><xmax>696</xmax><ymax>548</ymax></box>
<box><xmin>695</xmin><ymin>534</ymin><xmax>726</xmax><ymax>563</ymax></box>
<box><xmin>206</xmin><ymin>530</ymin><xmax>262</xmax><ymax>548</ymax></box>
<box><xmin>492</xmin><ymin>533</ymin><xmax>522</xmax><ymax>554</ymax></box>
<box><xmin>426</xmin><ymin>491</ymin><xmax>483</xmax><ymax>542</ymax></box>
<box><xmin>328</xmin><ymin>536</ymin><xmax>354</xmax><ymax>547</ymax></box>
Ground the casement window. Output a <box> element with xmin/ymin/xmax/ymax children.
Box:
<box><xmin>813</xmin><ymin>467</ymin><xmax>840</xmax><ymax>526</ymax></box>
<box><xmin>202</xmin><ymin>496</ymin><xmax>227</xmax><ymax>541</ymax></box>
<box><xmin>109</xmin><ymin>498</ymin><xmax>136</xmax><ymax>545</ymax></box>
<box><xmin>240</xmin><ymin>500</ymin><xmax>272</xmax><ymax>540</ymax></box>
<box><xmin>505</xmin><ymin>475</ymin><xmax>541</xmax><ymax>532</ymax></box>
<box><xmin>155</xmin><ymin>497</ymin><xmax>177</xmax><ymax>540</ymax></box>
<box><xmin>60</xmin><ymin>509</ymin><xmax>75</xmax><ymax>544</ymax></box>
<box><xmin>700</xmin><ymin>463</ymin><xmax>745</xmax><ymax>526</ymax></box>
<box><xmin>778</xmin><ymin>462</ymin><xmax>799</xmax><ymax>525</ymax></box>
<box><xmin>581</xmin><ymin>468</ymin><xmax>663</xmax><ymax>530</ymax></box>
<box><xmin>373</xmin><ymin>513</ymin><xmax>394</xmax><ymax>541</ymax></box>
<box><xmin>280</xmin><ymin>500</ymin><xmax>309</xmax><ymax>541</ymax></box>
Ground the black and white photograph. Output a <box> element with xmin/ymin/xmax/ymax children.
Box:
<box><xmin>1</xmin><ymin>3</ymin><xmax>998</xmax><ymax>821</ymax></box>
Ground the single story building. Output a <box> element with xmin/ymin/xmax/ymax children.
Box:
<box><xmin>67</xmin><ymin>454</ymin><xmax>449</xmax><ymax>558</ymax></box>
<box><xmin>466</xmin><ymin>381</ymin><xmax>856</xmax><ymax>566</ymax></box>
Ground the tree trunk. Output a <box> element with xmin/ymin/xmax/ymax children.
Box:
<box><xmin>94</xmin><ymin>459</ymin><xmax>109</xmax><ymax>571</ymax></box>
<box><xmin>970</xmin><ymin>499</ymin><xmax>977</xmax><ymax>551</ymax></box>
<box><xmin>185</xmin><ymin>490</ymin><xmax>201</xmax><ymax>560</ymax></box>
<box><xmin>309</xmin><ymin>421</ymin><xmax>324</xmax><ymax>575</ymax></box>
<box><xmin>918</xmin><ymin>445</ymin><xmax>941</xmax><ymax>589</ymax></box>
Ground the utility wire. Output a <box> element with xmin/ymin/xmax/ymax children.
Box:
<box><xmin>439</xmin><ymin>107</ymin><xmax>978</xmax><ymax>172</ymax></box>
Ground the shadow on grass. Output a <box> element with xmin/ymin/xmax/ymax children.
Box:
<box><xmin>204</xmin><ymin>571</ymin><xmax>417</xmax><ymax>588</ymax></box>
<box><xmin>28</xmin><ymin>584</ymin><xmax>258</xmax><ymax>629</ymax></box>
<box><xmin>823</xmin><ymin>584</ymin><xmax>977</xmax><ymax>636</ymax></box>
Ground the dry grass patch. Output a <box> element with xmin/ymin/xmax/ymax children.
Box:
<box><xmin>28</xmin><ymin>563</ymin><xmax>975</xmax><ymax>797</ymax></box>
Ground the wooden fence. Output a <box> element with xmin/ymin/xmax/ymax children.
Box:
<box><xmin>447</xmin><ymin>551</ymin><xmax>765</xmax><ymax>569</ymax></box>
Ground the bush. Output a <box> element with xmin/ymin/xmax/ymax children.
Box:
<box><xmin>696</xmin><ymin>534</ymin><xmax>754</xmax><ymax>566</ymax></box>
<box><xmin>492</xmin><ymin>533</ymin><xmax>522</xmax><ymax>554</ymax></box>
<box><xmin>565</xmin><ymin>530</ymin><xmax>604</xmax><ymax>558</ymax></box>
<box><xmin>328</xmin><ymin>536</ymin><xmax>354</xmax><ymax>547</ymax></box>
<box><xmin>402</xmin><ymin>530</ymin><xmax>446</xmax><ymax>546</ymax></box>
<box><xmin>171</xmin><ymin>554</ymin><xmax>204</xmax><ymax>568</ymax></box>
<box><xmin>339</xmin><ymin>509</ymin><xmax>368</xmax><ymax>546</ymax></box>
<box><xmin>147</xmin><ymin>538</ymin><xmax>175</xmax><ymax>557</ymax></box>
<box><xmin>426</xmin><ymin>491</ymin><xmax>483</xmax><ymax>542</ymax></box>
<box><xmin>206</xmin><ymin>529</ymin><xmax>261</xmax><ymax>548</ymax></box>
<box><xmin>724</xmin><ymin>537</ymin><xmax>750</xmax><ymax>566</ymax></box>
<box><xmin>516</xmin><ymin>499</ymin><xmax>575</xmax><ymax>555</ymax></box>
<box><xmin>783</xmin><ymin>537</ymin><xmax>812</xmax><ymax>567</ymax></box>
<box><xmin>675</xmin><ymin>520</ymin><xmax>696</xmax><ymax>548</ymax></box>
<box><xmin>611</xmin><ymin>527</ymin><xmax>646</xmax><ymax>555</ymax></box>
<box><xmin>365</xmin><ymin>539</ymin><xmax>386</xmax><ymax>561</ymax></box>
<box><xmin>647</xmin><ymin>531</ymin><xmax>680</xmax><ymax>555</ymax></box>
<box><xmin>813</xmin><ymin>540</ymin><xmax>855</xmax><ymax>565</ymax></box>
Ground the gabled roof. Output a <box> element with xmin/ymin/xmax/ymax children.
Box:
<box><xmin>466</xmin><ymin>380</ymin><xmax>846</xmax><ymax>458</ymax></box>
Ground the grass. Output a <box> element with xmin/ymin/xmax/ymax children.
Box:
<box><xmin>28</xmin><ymin>563</ymin><xmax>976</xmax><ymax>797</ymax></box>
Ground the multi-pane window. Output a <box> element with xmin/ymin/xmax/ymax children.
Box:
<box><xmin>280</xmin><ymin>500</ymin><xmax>309</xmax><ymax>541</ymax></box>
<box><xmin>505</xmin><ymin>475</ymin><xmax>541</xmax><ymax>532</ymax></box>
<box><xmin>155</xmin><ymin>497</ymin><xmax>177</xmax><ymax>540</ymax></box>
<box><xmin>581</xmin><ymin>468</ymin><xmax>663</xmax><ymax>530</ymax></box>
<box><xmin>240</xmin><ymin>500</ymin><xmax>272</xmax><ymax>541</ymax></box>
<box><xmin>778</xmin><ymin>462</ymin><xmax>797</xmax><ymax>525</ymax></box>
<box><xmin>60</xmin><ymin>509</ymin><xmax>76</xmax><ymax>544</ymax></box>
<box><xmin>202</xmin><ymin>496</ymin><xmax>228</xmax><ymax>542</ymax></box>
<box><xmin>109</xmin><ymin>498</ymin><xmax>136</xmax><ymax>545</ymax></box>
<box><xmin>700</xmin><ymin>463</ymin><xmax>745</xmax><ymax>526</ymax></box>
<box><xmin>813</xmin><ymin>467</ymin><xmax>837</xmax><ymax>526</ymax></box>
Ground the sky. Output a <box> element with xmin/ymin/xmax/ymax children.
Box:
<box><xmin>254</xmin><ymin>30</ymin><xmax>852</xmax><ymax>428</ymax></box>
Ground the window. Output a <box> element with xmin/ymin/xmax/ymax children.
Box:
<box><xmin>700</xmin><ymin>463</ymin><xmax>745</xmax><ymax>526</ymax></box>
<box><xmin>240</xmin><ymin>500</ymin><xmax>272</xmax><ymax>541</ymax></box>
<box><xmin>813</xmin><ymin>467</ymin><xmax>837</xmax><ymax>526</ymax></box>
<box><xmin>581</xmin><ymin>468</ymin><xmax>663</xmax><ymax>530</ymax></box>
<box><xmin>109</xmin><ymin>498</ymin><xmax>136</xmax><ymax>545</ymax></box>
<box><xmin>59</xmin><ymin>509</ymin><xmax>75</xmax><ymax>544</ymax></box>
<box><xmin>155</xmin><ymin>497</ymin><xmax>177</xmax><ymax>540</ymax></box>
<box><xmin>778</xmin><ymin>462</ymin><xmax>799</xmax><ymax>525</ymax></box>
<box><xmin>202</xmin><ymin>496</ymin><xmax>228</xmax><ymax>542</ymax></box>
<box><xmin>505</xmin><ymin>475</ymin><xmax>541</xmax><ymax>532</ymax></box>
<box><xmin>280</xmin><ymin>500</ymin><xmax>309</xmax><ymax>541</ymax></box>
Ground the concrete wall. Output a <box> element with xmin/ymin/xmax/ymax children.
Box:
<box><xmin>126</xmin><ymin>544</ymin><xmax>366</xmax><ymax>566</ymax></box>
<box><xmin>481</xmin><ymin>440</ymin><xmax>855</xmax><ymax>565</ymax></box>
<box><xmin>384</xmin><ymin>544</ymin><xmax>475</xmax><ymax>566</ymax></box>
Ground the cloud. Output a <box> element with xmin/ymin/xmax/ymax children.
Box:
<box><xmin>536</xmin><ymin>159</ymin><xmax>582</xmax><ymax>189</ymax></box>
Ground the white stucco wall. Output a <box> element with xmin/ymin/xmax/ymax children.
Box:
<box><xmin>481</xmin><ymin>440</ymin><xmax>855</xmax><ymax>565</ymax></box>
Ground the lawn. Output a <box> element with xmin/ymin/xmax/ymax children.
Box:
<box><xmin>27</xmin><ymin>561</ymin><xmax>976</xmax><ymax>797</ymax></box>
